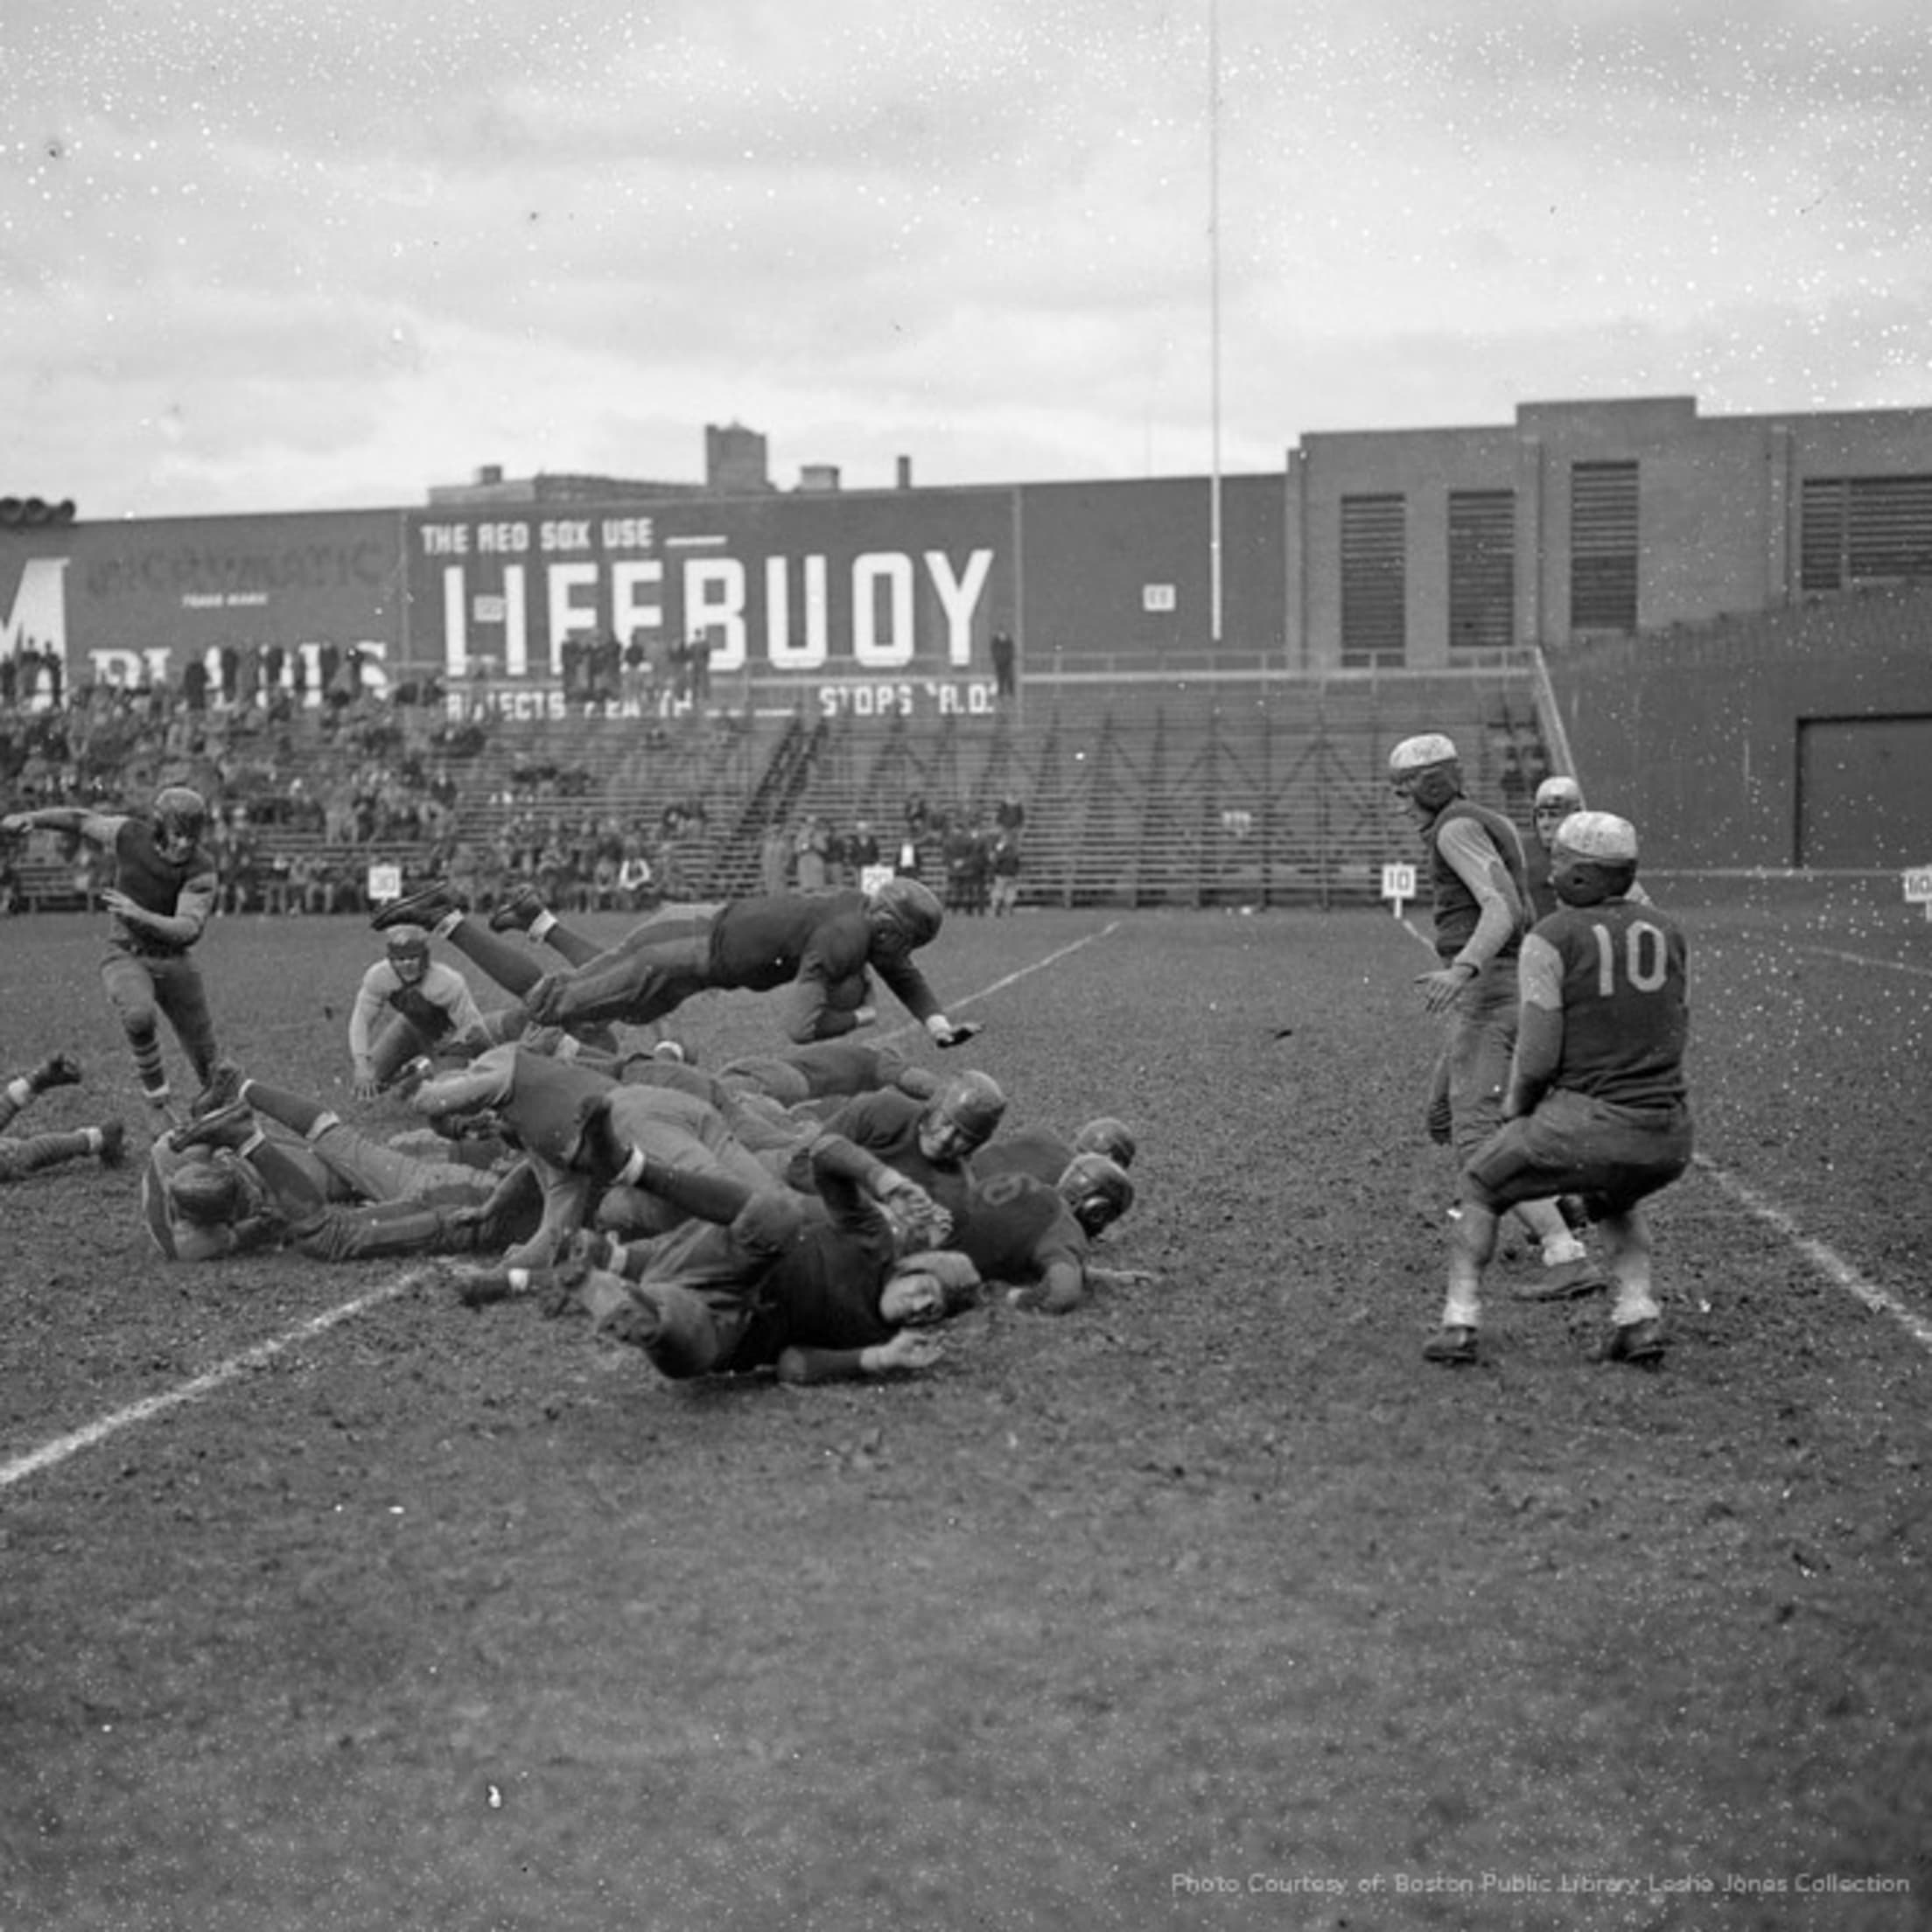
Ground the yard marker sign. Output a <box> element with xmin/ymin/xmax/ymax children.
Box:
<box><xmin>1381</xmin><ymin>861</ymin><xmax>1418</xmax><ymax>920</ymax></box>
<box><xmin>1903</xmin><ymin>864</ymin><xmax>1932</xmax><ymax>921</ymax></box>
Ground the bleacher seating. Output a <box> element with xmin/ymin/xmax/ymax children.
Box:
<box><xmin>1</xmin><ymin>665</ymin><xmax>1551</xmax><ymax>914</ymax></box>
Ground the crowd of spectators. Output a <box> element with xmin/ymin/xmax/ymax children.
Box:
<box><xmin>2</xmin><ymin>640</ymin><xmax>1032</xmax><ymax>918</ymax></box>
<box><xmin>751</xmin><ymin>788</ymin><xmax>1028</xmax><ymax>917</ymax></box>
<box><xmin>0</xmin><ymin>643</ymin><xmax>481</xmax><ymax>912</ymax></box>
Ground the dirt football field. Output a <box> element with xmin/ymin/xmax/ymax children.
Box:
<box><xmin>2</xmin><ymin>884</ymin><xmax>1929</xmax><ymax>1932</ymax></box>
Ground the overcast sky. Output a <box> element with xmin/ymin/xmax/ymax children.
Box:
<box><xmin>8</xmin><ymin>0</ymin><xmax>1930</xmax><ymax>522</ymax></box>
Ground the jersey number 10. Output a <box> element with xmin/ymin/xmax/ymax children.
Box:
<box><xmin>1590</xmin><ymin>920</ymin><xmax>1670</xmax><ymax>996</ymax></box>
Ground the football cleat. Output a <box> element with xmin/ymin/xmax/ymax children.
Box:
<box><xmin>371</xmin><ymin>882</ymin><xmax>466</xmax><ymax>932</ymax></box>
<box><xmin>94</xmin><ymin>1119</ymin><xmax>129</xmax><ymax>1167</ymax></box>
<box><xmin>488</xmin><ymin>885</ymin><xmax>546</xmax><ymax>934</ymax></box>
<box><xmin>165</xmin><ymin>1097</ymin><xmax>256</xmax><ymax>1153</ymax></box>
<box><xmin>1601</xmin><ymin>1317</ymin><xmax>1667</xmax><ymax>1367</ymax></box>
<box><xmin>1422</xmin><ymin>1324</ymin><xmax>1480</xmax><ymax>1366</ymax></box>
<box><xmin>32</xmin><ymin>1053</ymin><xmax>83</xmax><ymax>1092</ymax></box>
<box><xmin>192</xmin><ymin>1060</ymin><xmax>246</xmax><ymax>1119</ymax></box>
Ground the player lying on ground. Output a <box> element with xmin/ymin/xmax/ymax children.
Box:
<box><xmin>458</xmin><ymin>1138</ymin><xmax>982</xmax><ymax>1388</ymax></box>
<box><xmin>0</xmin><ymin>1053</ymin><xmax>124</xmax><ymax>1180</ymax></box>
<box><xmin>410</xmin><ymin>1041</ymin><xmax>948</xmax><ymax>1265</ymax></box>
<box><xmin>784</xmin><ymin>1070</ymin><xmax>1008</xmax><ymax>1236</ymax></box>
<box><xmin>951</xmin><ymin>1154</ymin><xmax>1146</xmax><ymax>1315</ymax></box>
<box><xmin>139</xmin><ymin>1069</ymin><xmax>543</xmax><ymax>1264</ymax></box>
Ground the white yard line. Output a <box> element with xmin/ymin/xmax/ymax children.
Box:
<box><xmin>1796</xmin><ymin>944</ymin><xmax>1932</xmax><ymax>981</ymax></box>
<box><xmin>0</xmin><ymin>925</ymin><xmax>1125</xmax><ymax>1494</ymax></box>
<box><xmin>0</xmin><ymin>1273</ymin><xmax>433</xmax><ymax>1493</ymax></box>
<box><xmin>1692</xmin><ymin>1156</ymin><xmax>1932</xmax><ymax>1354</ymax></box>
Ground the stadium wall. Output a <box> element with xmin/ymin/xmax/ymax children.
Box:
<box><xmin>1545</xmin><ymin>582</ymin><xmax>1932</xmax><ymax>871</ymax></box>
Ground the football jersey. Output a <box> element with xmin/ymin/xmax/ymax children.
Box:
<box><xmin>952</xmin><ymin>1172</ymin><xmax>1089</xmax><ymax>1287</ymax></box>
<box><xmin>109</xmin><ymin>818</ymin><xmax>215</xmax><ymax>956</ymax></box>
<box><xmin>1424</xmin><ymin>800</ymin><xmax>1530</xmax><ymax>962</ymax></box>
<box><xmin>1523</xmin><ymin>898</ymin><xmax>1689</xmax><ymax>1110</ymax></box>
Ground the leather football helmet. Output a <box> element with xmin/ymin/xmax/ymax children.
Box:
<box><xmin>920</xmin><ymin>1069</ymin><xmax>1007</xmax><ymax>1157</ymax></box>
<box><xmin>1056</xmin><ymin>1152</ymin><xmax>1135</xmax><ymax>1236</ymax></box>
<box><xmin>1071</xmin><ymin>1116</ymin><xmax>1137</xmax><ymax>1170</ymax></box>
<box><xmin>866</xmin><ymin>876</ymin><xmax>944</xmax><ymax>950</ymax></box>
<box><xmin>152</xmin><ymin>785</ymin><xmax>208</xmax><ymax>859</ymax></box>
<box><xmin>385</xmin><ymin>924</ymin><xmax>431</xmax><ymax>983</ymax></box>
<box><xmin>169</xmin><ymin>1155</ymin><xmax>245</xmax><ymax>1226</ymax></box>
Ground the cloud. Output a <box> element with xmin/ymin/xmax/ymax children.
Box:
<box><xmin>6</xmin><ymin>0</ymin><xmax>1930</xmax><ymax>520</ymax></box>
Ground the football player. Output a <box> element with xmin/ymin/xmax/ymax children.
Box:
<box><xmin>371</xmin><ymin>875</ymin><xmax>984</xmax><ymax>1050</ymax></box>
<box><xmin>346</xmin><ymin>924</ymin><xmax>488</xmax><ymax>1100</ymax></box>
<box><xmin>472</xmin><ymin>1137</ymin><xmax>981</xmax><ymax>1389</ymax></box>
<box><xmin>1527</xmin><ymin>775</ymin><xmax>1649</xmax><ymax>921</ymax></box>
<box><xmin>1</xmin><ymin>787</ymin><xmax>225</xmax><ymax>1130</ymax></box>
<box><xmin>0</xmin><ymin>1053</ymin><xmax>125</xmax><ymax>1180</ymax></box>
<box><xmin>1389</xmin><ymin>734</ymin><xmax>1601</xmax><ymax>1300</ymax></box>
<box><xmin>950</xmin><ymin>1155</ymin><xmax>1145</xmax><ymax>1315</ymax></box>
<box><xmin>140</xmin><ymin>1073</ymin><xmax>541</xmax><ymax>1264</ymax></box>
<box><xmin>1424</xmin><ymin>812</ymin><xmax>1692</xmax><ymax>1368</ymax></box>
<box><xmin>788</xmin><ymin>1070</ymin><xmax>1010</xmax><ymax>1239</ymax></box>
<box><xmin>972</xmin><ymin>1116</ymin><xmax>1137</xmax><ymax>1188</ymax></box>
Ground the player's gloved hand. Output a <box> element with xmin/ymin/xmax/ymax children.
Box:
<box><xmin>352</xmin><ymin>1071</ymin><xmax>381</xmax><ymax>1103</ymax></box>
<box><xmin>927</xmin><ymin>1016</ymin><xmax>984</xmax><ymax>1049</ymax></box>
<box><xmin>863</xmin><ymin>1330</ymin><xmax>943</xmax><ymax>1376</ymax></box>
<box><xmin>0</xmin><ymin>812</ymin><xmax>29</xmax><ymax>836</ymax></box>
<box><xmin>1425</xmin><ymin>1093</ymin><xmax>1452</xmax><ymax>1144</ymax></box>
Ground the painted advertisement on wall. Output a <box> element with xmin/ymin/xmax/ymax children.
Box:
<box><xmin>0</xmin><ymin>509</ymin><xmax>402</xmax><ymax>698</ymax></box>
<box><xmin>406</xmin><ymin>487</ymin><xmax>1017</xmax><ymax>720</ymax></box>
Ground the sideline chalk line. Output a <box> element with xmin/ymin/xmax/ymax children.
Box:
<box><xmin>1691</xmin><ymin>1156</ymin><xmax>1932</xmax><ymax>1353</ymax></box>
<box><xmin>1795</xmin><ymin>943</ymin><xmax>1932</xmax><ymax>982</ymax></box>
<box><xmin>0</xmin><ymin>923</ymin><xmax>1123</xmax><ymax>1495</ymax></box>
<box><xmin>0</xmin><ymin>1272</ymin><xmax>434</xmax><ymax>1493</ymax></box>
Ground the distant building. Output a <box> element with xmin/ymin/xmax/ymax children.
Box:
<box><xmin>427</xmin><ymin>464</ymin><xmax>703</xmax><ymax>508</ymax></box>
<box><xmin>1287</xmin><ymin>393</ymin><xmax>1932</xmax><ymax>668</ymax></box>
<box><xmin>704</xmin><ymin>423</ymin><xmax>773</xmax><ymax>495</ymax></box>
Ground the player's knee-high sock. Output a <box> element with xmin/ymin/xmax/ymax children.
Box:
<box><xmin>1444</xmin><ymin>1200</ymin><xmax>1495</xmax><ymax>1329</ymax></box>
<box><xmin>1601</xmin><ymin>1210</ymin><xmax>1660</xmax><ymax>1326</ymax></box>
<box><xmin>11</xmin><ymin>1130</ymin><xmax>94</xmax><ymax>1173</ymax></box>
<box><xmin>432</xmin><ymin>912</ymin><xmax>546</xmax><ymax>997</ymax></box>
<box><xmin>538</xmin><ymin>916</ymin><xmax>602</xmax><ymax>966</ymax></box>
<box><xmin>127</xmin><ymin>1024</ymin><xmax>175</xmax><ymax>1116</ymax></box>
<box><xmin>1516</xmin><ymin>1196</ymin><xmax>1585</xmax><ymax>1265</ymax></box>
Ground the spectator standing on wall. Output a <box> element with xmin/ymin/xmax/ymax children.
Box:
<box><xmin>794</xmin><ymin>815</ymin><xmax>830</xmax><ymax>892</ymax></box>
<box><xmin>988</xmin><ymin>827</ymin><xmax>1023</xmax><ymax>916</ymax></box>
<box><xmin>990</xmin><ymin>628</ymin><xmax>1017</xmax><ymax>698</ymax></box>
<box><xmin>618</xmin><ymin>841</ymin><xmax>655</xmax><ymax>913</ymax></box>
<box><xmin>760</xmin><ymin>821</ymin><xmax>792</xmax><ymax>898</ymax></box>
<box><xmin>847</xmin><ymin>819</ymin><xmax>882</xmax><ymax>883</ymax></box>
